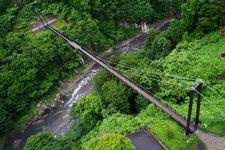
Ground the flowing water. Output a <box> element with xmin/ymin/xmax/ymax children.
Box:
<box><xmin>3</xmin><ymin>33</ymin><xmax>148</xmax><ymax>150</ymax></box>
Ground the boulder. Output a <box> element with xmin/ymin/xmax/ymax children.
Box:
<box><xmin>38</xmin><ymin>109</ymin><xmax>45</xmax><ymax>116</ymax></box>
<box><xmin>35</xmin><ymin>119</ymin><xmax>44</xmax><ymax>125</ymax></box>
<box><xmin>42</xmin><ymin>114</ymin><xmax>48</xmax><ymax>119</ymax></box>
<box><xmin>55</xmin><ymin>93</ymin><xmax>66</xmax><ymax>102</ymax></box>
<box><xmin>37</xmin><ymin>103</ymin><xmax>41</xmax><ymax>108</ymax></box>
<box><xmin>13</xmin><ymin>139</ymin><xmax>22</xmax><ymax>149</ymax></box>
<box><xmin>50</xmin><ymin>103</ymin><xmax>56</xmax><ymax>108</ymax></box>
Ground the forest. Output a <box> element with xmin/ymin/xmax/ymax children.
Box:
<box><xmin>1</xmin><ymin>0</ymin><xmax>225</xmax><ymax>149</ymax></box>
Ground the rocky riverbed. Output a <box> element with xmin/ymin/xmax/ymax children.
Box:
<box><xmin>3</xmin><ymin>19</ymin><xmax>171</xmax><ymax>150</ymax></box>
<box><xmin>3</xmin><ymin>32</ymin><xmax>148</xmax><ymax>150</ymax></box>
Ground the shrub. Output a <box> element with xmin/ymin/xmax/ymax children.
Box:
<box><xmin>82</xmin><ymin>133</ymin><xmax>135</xmax><ymax>150</ymax></box>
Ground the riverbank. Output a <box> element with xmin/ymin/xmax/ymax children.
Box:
<box><xmin>2</xmin><ymin>31</ymin><xmax>148</xmax><ymax>150</ymax></box>
<box><xmin>2</xmin><ymin>18</ymin><xmax>172</xmax><ymax>150</ymax></box>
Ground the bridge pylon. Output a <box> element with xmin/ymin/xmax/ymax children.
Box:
<box><xmin>186</xmin><ymin>81</ymin><xmax>203</xmax><ymax>135</ymax></box>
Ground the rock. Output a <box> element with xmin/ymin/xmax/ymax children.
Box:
<box><xmin>37</xmin><ymin>103</ymin><xmax>41</xmax><ymax>108</ymax></box>
<box><xmin>55</xmin><ymin>93</ymin><xmax>61</xmax><ymax>100</ymax></box>
<box><xmin>42</xmin><ymin>126</ymin><xmax>48</xmax><ymax>131</ymax></box>
<box><xmin>41</xmin><ymin>104</ymin><xmax>49</xmax><ymax>110</ymax></box>
<box><xmin>55</xmin><ymin>93</ymin><xmax>66</xmax><ymax>102</ymax></box>
<box><xmin>42</xmin><ymin>114</ymin><xmax>48</xmax><ymax>119</ymax></box>
<box><xmin>50</xmin><ymin>103</ymin><xmax>56</xmax><ymax>108</ymax></box>
<box><xmin>13</xmin><ymin>139</ymin><xmax>22</xmax><ymax>149</ymax></box>
<box><xmin>32</xmin><ymin>115</ymin><xmax>40</xmax><ymax>122</ymax></box>
<box><xmin>59</xmin><ymin>100</ymin><xmax>64</xmax><ymax>104</ymax></box>
<box><xmin>38</xmin><ymin>109</ymin><xmax>45</xmax><ymax>116</ymax></box>
<box><xmin>60</xmin><ymin>94</ymin><xmax>66</xmax><ymax>101</ymax></box>
<box><xmin>35</xmin><ymin>119</ymin><xmax>44</xmax><ymax>125</ymax></box>
<box><xmin>32</xmin><ymin>121</ymin><xmax>36</xmax><ymax>126</ymax></box>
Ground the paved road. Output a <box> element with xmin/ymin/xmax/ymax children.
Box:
<box><xmin>196</xmin><ymin>130</ymin><xmax>225</xmax><ymax>150</ymax></box>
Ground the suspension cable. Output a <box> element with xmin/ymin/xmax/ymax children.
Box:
<box><xmin>192</xmin><ymin>88</ymin><xmax>225</xmax><ymax>117</ymax></box>
<box><xmin>106</xmin><ymin>60</ymin><xmax>191</xmax><ymax>89</ymax></box>
<box><xmin>202</xmin><ymin>81</ymin><xmax>225</xmax><ymax>102</ymax></box>
<box><xmin>98</xmin><ymin>56</ymin><xmax>196</xmax><ymax>81</ymax></box>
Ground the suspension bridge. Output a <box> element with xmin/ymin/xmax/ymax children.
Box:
<box><xmin>37</xmin><ymin>12</ymin><xmax>225</xmax><ymax>136</ymax></box>
<box><xmin>37</xmin><ymin>12</ymin><xmax>199</xmax><ymax>135</ymax></box>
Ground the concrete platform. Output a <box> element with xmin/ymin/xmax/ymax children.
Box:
<box><xmin>127</xmin><ymin>129</ymin><xmax>165</xmax><ymax>150</ymax></box>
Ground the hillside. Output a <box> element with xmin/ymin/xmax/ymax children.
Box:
<box><xmin>1</xmin><ymin>0</ymin><xmax>225</xmax><ymax>150</ymax></box>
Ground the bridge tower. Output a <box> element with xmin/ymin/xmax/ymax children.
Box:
<box><xmin>186</xmin><ymin>81</ymin><xmax>203</xmax><ymax>135</ymax></box>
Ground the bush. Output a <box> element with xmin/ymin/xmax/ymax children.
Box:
<box><xmin>82</xmin><ymin>133</ymin><xmax>135</xmax><ymax>150</ymax></box>
<box><xmin>24</xmin><ymin>132</ymin><xmax>70</xmax><ymax>150</ymax></box>
<box><xmin>148</xmin><ymin>35</ymin><xmax>172</xmax><ymax>60</ymax></box>
<box><xmin>70</xmin><ymin>93</ymin><xmax>103</xmax><ymax>131</ymax></box>
<box><xmin>144</xmin><ymin>28</ymin><xmax>160</xmax><ymax>50</ymax></box>
<box><xmin>100</xmin><ymin>80</ymin><xmax>132</xmax><ymax>116</ymax></box>
<box><xmin>135</xmin><ymin>95</ymin><xmax>149</xmax><ymax>112</ymax></box>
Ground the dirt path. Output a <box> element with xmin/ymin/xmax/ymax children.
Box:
<box><xmin>196</xmin><ymin>130</ymin><xmax>225</xmax><ymax>150</ymax></box>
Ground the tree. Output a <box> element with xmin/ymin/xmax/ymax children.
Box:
<box><xmin>171</xmin><ymin>0</ymin><xmax>186</xmax><ymax>16</ymax></box>
<box><xmin>90</xmin><ymin>0</ymin><xmax>154</xmax><ymax>23</ymax></box>
<box><xmin>92</xmin><ymin>69</ymin><xmax>111</xmax><ymax>93</ymax></box>
<box><xmin>150</xmin><ymin>0</ymin><xmax>170</xmax><ymax>19</ymax></box>
<box><xmin>181</xmin><ymin>0</ymin><xmax>225</xmax><ymax>34</ymax></box>
<box><xmin>70</xmin><ymin>93</ymin><xmax>103</xmax><ymax>131</ymax></box>
<box><xmin>24</xmin><ymin>132</ymin><xmax>69</xmax><ymax>150</ymax></box>
<box><xmin>149</xmin><ymin>34</ymin><xmax>172</xmax><ymax>60</ymax></box>
<box><xmin>0</xmin><ymin>6</ymin><xmax>18</xmax><ymax>37</ymax></box>
<box><xmin>100</xmin><ymin>80</ymin><xmax>132</xmax><ymax>116</ymax></box>
<box><xmin>83</xmin><ymin>133</ymin><xmax>135</xmax><ymax>150</ymax></box>
<box><xmin>144</xmin><ymin>28</ymin><xmax>160</xmax><ymax>57</ymax></box>
<box><xmin>0</xmin><ymin>0</ymin><xmax>14</xmax><ymax>14</ymax></box>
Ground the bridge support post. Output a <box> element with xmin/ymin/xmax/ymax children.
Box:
<box><xmin>186</xmin><ymin>89</ymin><xmax>194</xmax><ymax>135</ymax></box>
<box><xmin>195</xmin><ymin>81</ymin><xmax>203</xmax><ymax>127</ymax></box>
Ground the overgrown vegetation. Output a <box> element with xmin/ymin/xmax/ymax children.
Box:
<box><xmin>2</xmin><ymin>0</ymin><xmax>225</xmax><ymax>149</ymax></box>
<box><xmin>144</xmin><ymin>0</ymin><xmax>225</xmax><ymax>60</ymax></box>
<box><xmin>0</xmin><ymin>0</ymin><xmax>151</xmax><ymax>135</ymax></box>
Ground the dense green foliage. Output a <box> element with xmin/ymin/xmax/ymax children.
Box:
<box><xmin>24</xmin><ymin>132</ymin><xmax>70</xmax><ymax>150</ymax></box>
<box><xmin>70</xmin><ymin>73</ymin><xmax>135</xmax><ymax>133</ymax></box>
<box><xmin>0</xmin><ymin>29</ymin><xmax>81</xmax><ymax>133</ymax></box>
<box><xmin>69</xmin><ymin>31</ymin><xmax>225</xmax><ymax>147</ymax></box>
<box><xmin>3</xmin><ymin>0</ymin><xmax>225</xmax><ymax>149</ymax></box>
<box><xmin>144</xmin><ymin>0</ymin><xmax>225</xmax><ymax>60</ymax></box>
<box><xmin>117</xmin><ymin>32</ymin><xmax>225</xmax><ymax>135</ymax></box>
<box><xmin>80</xmin><ymin>105</ymin><xmax>199</xmax><ymax>150</ymax></box>
<box><xmin>71</xmin><ymin>93</ymin><xmax>102</xmax><ymax>132</ymax></box>
<box><xmin>82</xmin><ymin>133</ymin><xmax>135</xmax><ymax>150</ymax></box>
<box><xmin>1</xmin><ymin>0</ymin><xmax>168</xmax><ymax>134</ymax></box>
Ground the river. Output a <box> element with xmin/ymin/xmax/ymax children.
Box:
<box><xmin>3</xmin><ymin>33</ymin><xmax>148</xmax><ymax>150</ymax></box>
